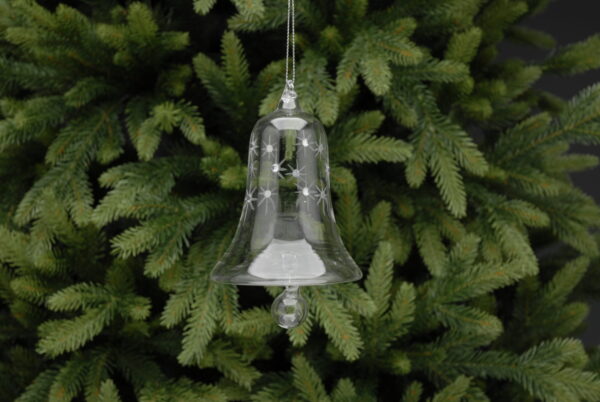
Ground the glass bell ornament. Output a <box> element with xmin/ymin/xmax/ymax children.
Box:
<box><xmin>210</xmin><ymin>81</ymin><xmax>362</xmax><ymax>328</ymax></box>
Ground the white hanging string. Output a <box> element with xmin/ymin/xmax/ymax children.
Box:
<box><xmin>285</xmin><ymin>0</ymin><xmax>295</xmax><ymax>86</ymax></box>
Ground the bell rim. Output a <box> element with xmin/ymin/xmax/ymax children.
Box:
<box><xmin>209</xmin><ymin>268</ymin><xmax>362</xmax><ymax>287</ymax></box>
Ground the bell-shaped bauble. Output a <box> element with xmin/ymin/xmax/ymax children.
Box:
<box><xmin>211</xmin><ymin>86</ymin><xmax>362</xmax><ymax>286</ymax></box>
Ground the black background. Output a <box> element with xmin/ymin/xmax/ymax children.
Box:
<box><xmin>500</xmin><ymin>0</ymin><xmax>600</xmax><ymax>345</ymax></box>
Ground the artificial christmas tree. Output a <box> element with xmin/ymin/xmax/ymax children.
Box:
<box><xmin>1</xmin><ymin>0</ymin><xmax>600</xmax><ymax>400</ymax></box>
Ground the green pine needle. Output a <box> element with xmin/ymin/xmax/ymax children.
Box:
<box><xmin>292</xmin><ymin>354</ymin><xmax>331</xmax><ymax>402</ymax></box>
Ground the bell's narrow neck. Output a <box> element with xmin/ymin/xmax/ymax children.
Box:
<box><xmin>280</xmin><ymin>80</ymin><xmax>298</xmax><ymax>110</ymax></box>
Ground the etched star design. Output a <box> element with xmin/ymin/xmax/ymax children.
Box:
<box><xmin>295</xmin><ymin>182</ymin><xmax>315</xmax><ymax>208</ymax></box>
<box><xmin>241</xmin><ymin>186</ymin><xmax>257</xmax><ymax>219</ymax></box>
<box><xmin>286</xmin><ymin>165</ymin><xmax>305</xmax><ymax>180</ymax></box>
<box><xmin>315</xmin><ymin>184</ymin><xmax>329</xmax><ymax>206</ymax></box>
<box><xmin>296</xmin><ymin>183</ymin><xmax>314</xmax><ymax>199</ymax></box>
<box><xmin>262</xmin><ymin>138</ymin><xmax>277</xmax><ymax>158</ymax></box>
<box><xmin>248</xmin><ymin>157</ymin><xmax>257</xmax><ymax>177</ymax></box>
<box><xmin>271</xmin><ymin>158</ymin><xmax>287</xmax><ymax>178</ymax></box>
<box><xmin>296</xmin><ymin>132</ymin><xmax>313</xmax><ymax>153</ymax></box>
<box><xmin>258</xmin><ymin>186</ymin><xmax>277</xmax><ymax>214</ymax></box>
<box><xmin>249</xmin><ymin>138</ymin><xmax>259</xmax><ymax>157</ymax></box>
<box><xmin>313</xmin><ymin>141</ymin><xmax>326</xmax><ymax>158</ymax></box>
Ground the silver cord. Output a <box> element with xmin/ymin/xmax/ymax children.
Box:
<box><xmin>285</xmin><ymin>0</ymin><xmax>295</xmax><ymax>85</ymax></box>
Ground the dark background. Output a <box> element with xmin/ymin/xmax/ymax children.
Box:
<box><xmin>500</xmin><ymin>0</ymin><xmax>600</xmax><ymax>345</ymax></box>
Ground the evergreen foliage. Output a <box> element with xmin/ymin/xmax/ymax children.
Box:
<box><xmin>1</xmin><ymin>0</ymin><xmax>600</xmax><ymax>400</ymax></box>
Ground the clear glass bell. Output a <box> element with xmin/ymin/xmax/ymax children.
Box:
<box><xmin>210</xmin><ymin>81</ymin><xmax>362</xmax><ymax>327</ymax></box>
